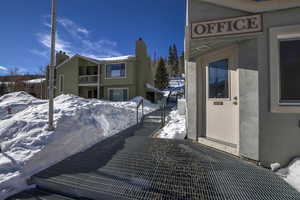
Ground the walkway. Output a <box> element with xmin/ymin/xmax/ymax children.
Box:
<box><xmin>9</xmin><ymin>109</ymin><xmax>300</xmax><ymax>200</ymax></box>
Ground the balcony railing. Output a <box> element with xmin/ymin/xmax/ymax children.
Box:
<box><xmin>79</xmin><ymin>75</ymin><xmax>98</xmax><ymax>84</ymax></box>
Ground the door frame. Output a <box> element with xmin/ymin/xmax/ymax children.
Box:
<box><xmin>197</xmin><ymin>44</ymin><xmax>240</xmax><ymax>155</ymax></box>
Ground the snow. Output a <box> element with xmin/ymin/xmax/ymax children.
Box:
<box><xmin>25</xmin><ymin>78</ymin><xmax>46</xmax><ymax>84</ymax></box>
<box><xmin>146</xmin><ymin>83</ymin><xmax>164</xmax><ymax>94</ymax></box>
<box><xmin>157</xmin><ymin>109</ymin><xmax>186</xmax><ymax>140</ymax></box>
<box><xmin>0</xmin><ymin>92</ymin><xmax>158</xmax><ymax>199</ymax></box>
<box><xmin>169</xmin><ymin>78</ymin><xmax>185</xmax><ymax>88</ymax></box>
<box><xmin>95</xmin><ymin>55</ymin><xmax>135</xmax><ymax>61</ymax></box>
<box><xmin>277</xmin><ymin>158</ymin><xmax>300</xmax><ymax>193</ymax></box>
<box><xmin>0</xmin><ymin>92</ymin><xmax>45</xmax><ymax>120</ymax></box>
<box><xmin>270</xmin><ymin>162</ymin><xmax>281</xmax><ymax>171</ymax></box>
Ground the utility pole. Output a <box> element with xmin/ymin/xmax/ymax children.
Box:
<box><xmin>48</xmin><ymin>0</ymin><xmax>57</xmax><ymax>131</ymax></box>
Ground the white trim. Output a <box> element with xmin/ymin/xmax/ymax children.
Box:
<box><xmin>270</xmin><ymin>25</ymin><xmax>300</xmax><ymax>113</ymax></box>
<box><xmin>107</xmin><ymin>87</ymin><xmax>129</xmax><ymax>101</ymax></box>
<box><xmin>105</xmin><ymin>62</ymin><xmax>127</xmax><ymax>79</ymax></box>
<box><xmin>59</xmin><ymin>74</ymin><xmax>64</xmax><ymax>93</ymax></box>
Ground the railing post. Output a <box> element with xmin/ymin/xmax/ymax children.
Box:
<box><xmin>142</xmin><ymin>100</ymin><xmax>144</xmax><ymax>122</ymax></box>
<box><xmin>137</xmin><ymin>107</ymin><xmax>139</xmax><ymax>124</ymax></box>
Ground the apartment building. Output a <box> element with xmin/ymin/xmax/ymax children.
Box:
<box><xmin>55</xmin><ymin>39</ymin><xmax>156</xmax><ymax>102</ymax></box>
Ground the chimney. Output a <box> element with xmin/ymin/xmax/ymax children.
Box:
<box><xmin>56</xmin><ymin>51</ymin><xmax>69</xmax><ymax>66</ymax></box>
<box><xmin>136</xmin><ymin>38</ymin><xmax>147</xmax><ymax>58</ymax></box>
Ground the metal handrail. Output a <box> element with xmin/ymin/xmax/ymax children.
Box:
<box><xmin>136</xmin><ymin>99</ymin><xmax>144</xmax><ymax>124</ymax></box>
<box><xmin>161</xmin><ymin>102</ymin><xmax>166</xmax><ymax>127</ymax></box>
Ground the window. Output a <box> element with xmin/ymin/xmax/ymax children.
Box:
<box><xmin>279</xmin><ymin>40</ymin><xmax>300</xmax><ymax>102</ymax></box>
<box><xmin>106</xmin><ymin>63</ymin><xmax>126</xmax><ymax>78</ymax></box>
<box><xmin>208</xmin><ymin>59</ymin><xmax>229</xmax><ymax>98</ymax></box>
<box><xmin>59</xmin><ymin>75</ymin><xmax>64</xmax><ymax>93</ymax></box>
<box><xmin>270</xmin><ymin>25</ymin><xmax>300</xmax><ymax>112</ymax></box>
<box><xmin>109</xmin><ymin>88</ymin><xmax>128</xmax><ymax>101</ymax></box>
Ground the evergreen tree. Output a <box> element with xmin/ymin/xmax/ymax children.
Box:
<box><xmin>155</xmin><ymin>58</ymin><xmax>169</xmax><ymax>90</ymax></box>
<box><xmin>0</xmin><ymin>83</ymin><xmax>8</xmax><ymax>96</ymax></box>
<box><xmin>168</xmin><ymin>46</ymin><xmax>174</xmax><ymax>67</ymax></box>
<box><xmin>172</xmin><ymin>44</ymin><xmax>179</xmax><ymax>76</ymax></box>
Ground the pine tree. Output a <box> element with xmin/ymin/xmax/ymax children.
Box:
<box><xmin>172</xmin><ymin>44</ymin><xmax>179</xmax><ymax>76</ymax></box>
<box><xmin>155</xmin><ymin>58</ymin><xmax>169</xmax><ymax>90</ymax></box>
<box><xmin>0</xmin><ymin>82</ymin><xmax>8</xmax><ymax>96</ymax></box>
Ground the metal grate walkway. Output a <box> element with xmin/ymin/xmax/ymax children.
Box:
<box><xmin>9</xmin><ymin>110</ymin><xmax>300</xmax><ymax>200</ymax></box>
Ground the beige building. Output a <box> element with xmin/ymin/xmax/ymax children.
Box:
<box><xmin>54</xmin><ymin>39</ymin><xmax>156</xmax><ymax>102</ymax></box>
<box><xmin>185</xmin><ymin>0</ymin><xmax>300</xmax><ymax>166</ymax></box>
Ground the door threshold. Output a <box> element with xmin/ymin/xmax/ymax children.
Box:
<box><xmin>198</xmin><ymin>137</ymin><xmax>239</xmax><ymax>156</ymax></box>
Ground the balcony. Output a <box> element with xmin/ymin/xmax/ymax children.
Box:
<box><xmin>79</xmin><ymin>75</ymin><xmax>98</xmax><ymax>85</ymax></box>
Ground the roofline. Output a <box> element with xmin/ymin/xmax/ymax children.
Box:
<box><xmin>200</xmin><ymin>0</ymin><xmax>300</xmax><ymax>13</ymax></box>
<box><xmin>56</xmin><ymin>54</ymin><xmax>136</xmax><ymax>69</ymax></box>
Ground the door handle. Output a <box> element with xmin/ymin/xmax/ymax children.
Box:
<box><xmin>233</xmin><ymin>96</ymin><xmax>238</xmax><ymax>105</ymax></box>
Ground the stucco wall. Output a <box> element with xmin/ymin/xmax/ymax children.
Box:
<box><xmin>238</xmin><ymin>39</ymin><xmax>259</xmax><ymax>161</ymax></box>
<box><xmin>258</xmin><ymin>7</ymin><xmax>300</xmax><ymax>166</ymax></box>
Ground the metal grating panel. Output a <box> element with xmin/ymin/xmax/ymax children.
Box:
<box><xmin>9</xmin><ymin>109</ymin><xmax>300</xmax><ymax>200</ymax></box>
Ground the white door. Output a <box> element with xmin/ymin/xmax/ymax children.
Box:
<box><xmin>204</xmin><ymin>46</ymin><xmax>239</xmax><ymax>147</ymax></box>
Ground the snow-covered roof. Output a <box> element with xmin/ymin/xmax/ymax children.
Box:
<box><xmin>146</xmin><ymin>83</ymin><xmax>164</xmax><ymax>94</ymax></box>
<box><xmin>56</xmin><ymin>54</ymin><xmax>136</xmax><ymax>69</ymax></box>
<box><xmin>25</xmin><ymin>78</ymin><xmax>46</xmax><ymax>84</ymax></box>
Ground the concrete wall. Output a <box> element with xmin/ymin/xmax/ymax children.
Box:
<box><xmin>238</xmin><ymin>39</ymin><xmax>259</xmax><ymax>161</ymax></box>
<box><xmin>186</xmin><ymin>61</ymin><xmax>198</xmax><ymax>140</ymax></box>
<box><xmin>258</xmin><ymin>7</ymin><xmax>300</xmax><ymax>166</ymax></box>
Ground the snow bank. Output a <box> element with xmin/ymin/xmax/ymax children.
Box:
<box><xmin>0</xmin><ymin>92</ymin><xmax>158</xmax><ymax>199</ymax></box>
<box><xmin>277</xmin><ymin>158</ymin><xmax>300</xmax><ymax>193</ymax></box>
<box><xmin>0</xmin><ymin>92</ymin><xmax>45</xmax><ymax>120</ymax></box>
<box><xmin>157</xmin><ymin>109</ymin><xmax>186</xmax><ymax>140</ymax></box>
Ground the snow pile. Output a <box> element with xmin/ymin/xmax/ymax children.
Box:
<box><xmin>277</xmin><ymin>158</ymin><xmax>300</xmax><ymax>193</ymax></box>
<box><xmin>0</xmin><ymin>92</ymin><xmax>158</xmax><ymax>198</ymax></box>
<box><xmin>0</xmin><ymin>92</ymin><xmax>45</xmax><ymax>120</ymax></box>
<box><xmin>157</xmin><ymin>109</ymin><xmax>186</xmax><ymax>140</ymax></box>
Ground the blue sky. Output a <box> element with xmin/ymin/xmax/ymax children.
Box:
<box><xmin>0</xmin><ymin>0</ymin><xmax>186</xmax><ymax>75</ymax></box>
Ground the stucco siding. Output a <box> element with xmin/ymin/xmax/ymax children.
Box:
<box><xmin>258</xmin><ymin>7</ymin><xmax>300</xmax><ymax>166</ymax></box>
<box><xmin>238</xmin><ymin>39</ymin><xmax>259</xmax><ymax>161</ymax></box>
<box><xmin>56</xmin><ymin>57</ymin><xmax>79</xmax><ymax>96</ymax></box>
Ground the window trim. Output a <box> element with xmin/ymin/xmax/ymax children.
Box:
<box><xmin>105</xmin><ymin>62</ymin><xmax>127</xmax><ymax>79</ymax></box>
<box><xmin>270</xmin><ymin>25</ymin><xmax>300</xmax><ymax>113</ymax></box>
<box><xmin>59</xmin><ymin>74</ymin><xmax>64</xmax><ymax>93</ymax></box>
<box><xmin>108</xmin><ymin>87</ymin><xmax>129</xmax><ymax>101</ymax></box>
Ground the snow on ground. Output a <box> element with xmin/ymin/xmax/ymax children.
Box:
<box><xmin>0</xmin><ymin>92</ymin><xmax>45</xmax><ymax>120</ymax></box>
<box><xmin>0</xmin><ymin>92</ymin><xmax>158</xmax><ymax>199</ymax></box>
<box><xmin>157</xmin><ymin>109</ymin><xmax>186</xmax><ymax>140</ymax></box>
<box><xmin>276</xmin><ymin>158</ymin><xmax>300</xmax><ymax>193</ymax></box>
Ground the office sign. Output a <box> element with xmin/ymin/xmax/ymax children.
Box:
<box><xmin>191</xmin><ymin>14</ymin><xmax>262</xmax><ymax>39</ymax></box>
